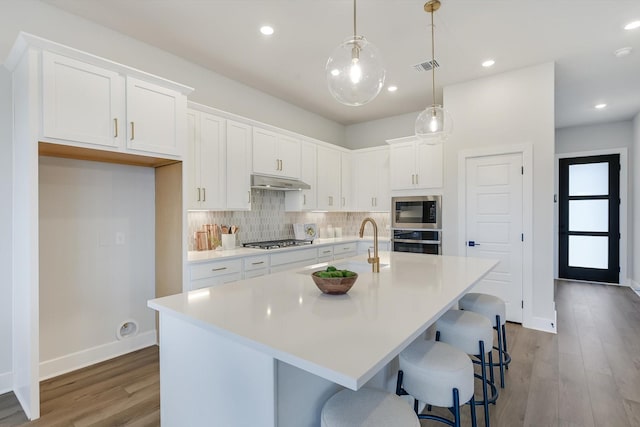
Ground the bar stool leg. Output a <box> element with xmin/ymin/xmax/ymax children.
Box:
<box><xmin>479</xmin><ymin>341</ymin><xmax>490</xmax><ymax>427</ymax></box>
<box><xmin>495</xmin><ymin>315</ymin><xmax>505</xmax><ymax>388</ymax></box>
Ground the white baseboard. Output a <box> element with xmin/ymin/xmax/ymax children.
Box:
<box><xmin>0</xmin><ymin>370</ymin><xmax>12</xmax><ymax>394</ymax></box>
<box><xmin>525</xmin><ymin>311</ymin><xmax>557</xmax><ymax>334</ymax></box>
<box><xmin>39</xmin><ymin>330</ymin><xmax>157</xmax><ymax>380</ymax></box>
<box><xmin>630</xmin><ymin>279</ymin><xmax>640</xmax><ymax>297</ymax></box>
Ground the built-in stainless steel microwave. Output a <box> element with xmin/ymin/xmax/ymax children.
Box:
<box><xmin>391</xmin><ymin>195</ymin><xmax>442</xmax><ymax>229</ymax></box>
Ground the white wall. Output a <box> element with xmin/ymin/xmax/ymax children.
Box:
<box><xmin>633</xmin><ymin>112</ymin><xmax>640</xmax><ymax>292</ymax></box>
<box><xmin>345</xmin><ymin>111</ymin><xmax>419</xmax><ymax>149</ymax></box>
<box><xmin>0</xmin><ymin>67</ymin><xmax>13</xmax><ymax>392</ymax></box>
<box><xmin>443</xmin><ymin>63</ymin><xmax>556</xmax><ymax>328</ymax></box>
<box><xmin>556</xmin><ymin>120</ymin><xmax>633</xmax><ymax>154</ymax></box>
<box><xmin>0</xmin><ymin>0</ymin><xmax>345</xmax><ymax>147</ymax></box>
<box><xmin>38</xmin><ymin>157</ymin><xmax>157</xmax><ymax>378</ymax></box>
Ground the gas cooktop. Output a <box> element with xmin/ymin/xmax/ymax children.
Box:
<box><xmin>243</xmin><ymin>239</ymin><xmax>313</xmax><ymax>250</ymax></box>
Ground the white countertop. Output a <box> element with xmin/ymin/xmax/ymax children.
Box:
<box><xmin>187</xmin><ymin>235</ymin><xmax>390</xmax><ymax>263</ymax></box>
<box><xmin>149</xmin><ymin>252</ymin><xmax>497</xmax><ymax>389</ymax></box>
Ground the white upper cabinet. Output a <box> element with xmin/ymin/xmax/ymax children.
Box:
<box><xmin>252</xmin><ymin>128</ymin><xmax>301</xmax><ymax>178</ymax></box>
<box><xmin>226</xmin><ymin>119</ymin><xmax>252</xmax><ymax>210</ymax></box>
<box><xmin>42</xmin><ymin>51</ymin><xmax>124</xmax><ymax>149</ymax></box>
<box><xmin>40</xmin><ymin>50</ymin><xmax>190</xmax><ymax>159</ymax></box>
<box><xmin>125</xmin><ymin>77</ymin><xmax>185</xmax><ymax>157</ymax></box>
<box><xmin>355</xmin><ymin>147</ymin><xmax>390</xmax><ymax>211</ymax></box>
<box><xmin>389</xmin><ymin>138</ymin><xmax>443</xmax><ymax>190</ymax></box>
<box><xmin>316</xmin><ymin>145</ymin><xmax>341</xmax><ymax>211</ymax></box>
<box><xmin>340</xmin><ymin>152</ymin><xmax>353</xmax><ymax>211</ymax></box>
<box><xmin>187</xmin><ymin>109</ymin><xmax>226</xmax><ymax>210</ymax></box>
<box><xmin>285</xmin><ymin>141</ymin><xmax>317</xmax><ymax>211</ymax></box>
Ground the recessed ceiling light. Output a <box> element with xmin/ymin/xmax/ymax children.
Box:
<box><xmin>260</xmin><ymin>25</ymin><xmax>274</xmax><ymax>35</ymax></box>
<box><xmin>594</xmin><ymin>103</ymin><xmax>607</xmax><ymax>109</ymax></box>
<box><xmin>387</xmin><ymin>85</ymin><xmax>398</xmax><ymax>92</ymax></box>
<box><xmin>614</xmin><ymin>47</ymin><xmax>633</xmax><ymax>57</ymax></box>
<box><xmin>624</xmin><ymin>20</ymin><xmax>640</xmax><ymax>30</ymax></box>
<box><xmin>481</xmin><ymin>59</ymin><xmax>495</xmax><ymax>68</ymax></box>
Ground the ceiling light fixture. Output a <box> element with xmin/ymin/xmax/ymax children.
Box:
<box><xmin>594</xmin><ymin>103</ymin><xmax>607</xmax><ymax>109</ymax></box>
<box><xmin>482</xmin><ymin>59</ymin><xmax>495</xmax><ymax>68</ymax></box>
<box><xmin>415</xmin><ymin>0</ymin><xmax>452</xmax><ymax>144</ymax></box>
<box><xmin>387</xmin><ymin>85</ymin><xmax>398</xmax><ymax>92</ymax></box>
<box><xmin>624</xmin><ymin>20</ymin><xmax>640</xmax><ymax>30</ymax></box>
<box><xmin>260</xmin><ymin>25</ymin><xmax>274</xmax><ymax>36</ymax></box>
<box><xmin>325</xmin><ymin>0</ymin><xmax>386</xmax><ymax>106</ymax></box>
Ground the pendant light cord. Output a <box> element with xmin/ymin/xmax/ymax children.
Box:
<box><xmin>431</xmin><ymin>8</ymin><xmax>436</xmax><ymax>107</ymax></box>
<box><xmin>353</xmin><ymin>0</ymin><xmax>357</xmax><ymax>39</ymax></box>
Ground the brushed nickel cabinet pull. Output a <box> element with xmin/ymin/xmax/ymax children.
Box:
<box><xmin>415</xmin><ymin>174</ymin><xmax>419</xmax><ymax>185</ymax></box>
<box><xmin>202</xmin><ymin>188</ymin><xmax>206</xmax><ymax>202</ymax></box>
<box><xmin>211</xmin><ymin>267</ymin><xmax>227</xmax><ymax>272</ymax></box>
<box><xmin>275</xmin><ymin>159</ymin><xmax>279</xmax><ymax>171</ymax></box>
<box><xmin>114</xmin><ymin>118</ymin><xmax>118</xmax><ymax>137</ymax></box>
<box><xmin>248</xmin><ymin>190</ymin><xmax>251</xmax><ymax>204</ymax></box>
<box><xmin>197</xmin><ymin>187</ymin><xmax>201</xmax><ymax>202</ymax></box>
<box><xmin>303</xmin><ymin>194</ymin><xmax>306</xmax><ymax>205</ymax></box>
<box><xmin>328</xmin><ymin>196</ymin><xmax>333</xmax><ymax>206</ymax></box>
<box><xmin>130</xmin><ymin>122</ymin><xmax>135</xmax><ymax>140</ymax></box>
<box><xmin>251</xmin><ymin>261</ymin><xmax>265</xmax><ymax>265</ymax></box>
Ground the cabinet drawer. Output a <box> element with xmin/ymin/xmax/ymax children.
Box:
<box><xmin>333</xmin><ymin>242</ymin><xmax>357</xmax><ymax>256</ymax></box>
<box><xmin>190</xmin><ymin>259</ymin><xmax>242</xmax><ymax>281</ymax></box>
<box><xmin>244</xmin><ymin>269</ymin><xmax>268</xmax><ymax>279</ymax></box>
<box><xmin>244</xmin><ymin>255</ymin><xmax>269</xmax><ymax>272</ymax></box>
<box><xmin>317</xmin><ymin>246</ymin><xmax>334</xmax><ymax>259</ymax></box>
<box><xmin>270</xmin><ymin>247</ymin><xmax>316</xmax><ymax>267</ymax></box>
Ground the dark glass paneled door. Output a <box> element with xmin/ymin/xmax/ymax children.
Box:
<box><xmin>558</xmin><ymin>154</ymin><xmax>620</xmax><ymax>283</ymax></box>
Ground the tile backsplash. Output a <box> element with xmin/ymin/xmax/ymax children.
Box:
<box><xmin>187</xmin><ymin>189</ymin><xmax>390</xmax><ymax>251</ymax></box>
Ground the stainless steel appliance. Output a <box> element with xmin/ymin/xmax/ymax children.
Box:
<box><xmin>391</xmin><ymin>229</ymin><xmax>441</xmax><ymax>255</ymax></box>
<box><xmin>392</xmin><ymin>195</ymin><xmax>441</xmax><ymax>229</ymax></box>
<box><xmin>243</xmin><ymin>239</ymin><xmax>313</xmax><ymax>250</ymax></box>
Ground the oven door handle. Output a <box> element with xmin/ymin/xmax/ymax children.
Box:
<box><xmin>392</xmin><ymin>239</ymin><xmax>441</xmax><ymax>244</ymax></box>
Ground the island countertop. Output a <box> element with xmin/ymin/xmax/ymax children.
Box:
<box><xmin>148</xmin><ymin>251</ymin><xmax>498</xmax><ymax>390</ymax></box>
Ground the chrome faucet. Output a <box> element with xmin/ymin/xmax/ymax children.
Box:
<box><xmin>359</xmin><ymin>217</ymin><xmax>380</xmax><ymax>273</ymax></box>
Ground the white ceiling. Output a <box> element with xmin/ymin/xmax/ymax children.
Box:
<box><xmin>43</xmin><ymin>0</ymin><xmax>640</xmax><ymax>129</ymax></box>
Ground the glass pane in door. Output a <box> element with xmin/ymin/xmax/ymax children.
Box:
<box><xmin>568</xmin><ymin>162</ymin><xmax>608</xmax><ymax>196</ymax></box>
<box><xmin>569</xmin><ymin>200</ymin><xmax>609</xmax><ymax>232</ymax></box>
<box><xmin>568</xmin><ymin>235</ymin><xmax>608</xmax><ymax>269</ymax></box>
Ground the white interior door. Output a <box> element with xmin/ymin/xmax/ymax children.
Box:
<box><xmin>465</xmin><ymin>153</ymin><xmax>523</xmax><ymax>322</ymax></box>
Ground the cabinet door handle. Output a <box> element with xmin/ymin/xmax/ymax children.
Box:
<box><xmin>211</xmin><ymin>267</ymin><xmax>227</xmax><ymax>272</ymax></box>
<box><xmin>411</xmin><ymin>174</ymin><xmax>414</xmax><ymax>184</ymax></box>
<box><xmin>114</xmin><ymin>118</ymin><xmax>118</xmax><ymax>137</ymax></box>
<box><xmin>322</xmin><ymin>250</ymin><xmax>331</xmax><ymax>254</ymax></box>
<box><xmin>197</xmin><ymin>187</ymin><xmax>201</xmax><ymax>202</ymax></box>
<box><xmin>248</xmin><ymin>190</ymin><xmax>251</xmax><ymax>204</ymax></box>
<box><xmin>251</xmin><ymin>261</ymin><xmax>265</xmax><ymax>265</ymax></box>
<box><xmin>275</xmin><ymin>159</ymin><xmax>279</xmax><ymax>171</ymax></box>
<box><xmin>130</xmin><ymin>122</ymin><xmax>135</xmax><ymax>140</ymax></box>
<box><xmin>202</xmin><ymin>188</ymin><xmax>206</xmax><ymax>202</ymax></box>
<box><xmin>415</xmin><ymin>174</ymin><xmax>419</xmax><ymax>185</ymax></box>
<box><xmin>279</xmin><ymin>159</ymin><xmax>283</xmax><ymax>171</ymax></box>
<box><xmin>303</xmin><ymin>194</ymin><xmax>306</xmax><ymax>205</ymax></box>
<box><xmin>371</xmin><ymin>197</ymin><xmax>374</xmax><ymax>207</ymax></box>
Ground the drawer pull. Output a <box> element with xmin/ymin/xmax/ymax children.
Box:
<box><xmin>211</xmin><ymin>267</ymin><xmax>227</xmax><ymax>272</ymax></box>
<box><xmin>251</xmin><ymin>261</ymin><xmax>265</xmax><ymax>265</ymax></box>
<box><xmin>322</xmin><ymin>250</ymin><xmax>331</xmax><ymax>254</ymax></box>
<box><xmin>114</xmin><ymin>118</ymin><xmax>118</xmax><ymax>137</ymax></box>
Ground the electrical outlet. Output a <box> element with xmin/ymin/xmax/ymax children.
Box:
<box><xmin>115</xmin><ymin>232</ymin><xmax>125</xmax><ymax>245</ymax></box>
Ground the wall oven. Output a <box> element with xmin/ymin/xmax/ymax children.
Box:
<box><xmin>391</xmin><ymin>195</ymin><xmax>442</xmax><ymax>255</ymax></box>
<box><xmin>391</xmin><ymin>195</ymin><xmax>441</xmax><ymax>229</ymax></box>
<box><xmin>392</xmin><ymin>229</ymin><xmax>441</xmax><ymax>255</ymax></box>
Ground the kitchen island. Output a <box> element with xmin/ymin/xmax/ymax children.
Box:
<box><xmin>148</xmin><ymin>251</ymin><xmax>497</xmax><ymax>427</ymax></box>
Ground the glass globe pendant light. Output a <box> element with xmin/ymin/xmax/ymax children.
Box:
<box><xmin>326</xmin><ymin>0</ymin><xmax>386</xmax><ymax>106</ymax></box>
<box><xmin>415</xmin><ymin>0</ymin><xmax>452</xmax><ymax>144</ymax></box>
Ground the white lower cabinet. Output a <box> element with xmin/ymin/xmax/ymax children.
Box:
<box><xmin>333</xmin><ymin>242</ymin><xmax>358</xmax><ymax>260</ymax></box>
<box><xmin>357</xmin><ymin>241</ymin><xmax>390</xmax><ymax>255</ymax></box>
<box><xmin>189</xmin><ymin>259</ymin><xmax>242</xmax><ymax>290</ymax></box>
<box><xmin>243</xmin><ymin>254</ymin><xmax>269</xmax><ymax>279</ymax></box>
<box><xmin>269</xmin><ymin>247</ymin><xmax>317</xmax><ymax>273</ymax></box>
<box><xmin>317</xmin><ymin>246</ymin><xmax>334</xmax><ymax>263</ymax></box>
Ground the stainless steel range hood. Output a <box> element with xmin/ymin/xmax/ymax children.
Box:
<box><xmin>251</xmin><ymin>174</ymin><xmax>311</xmax><ymax>191</ymax></box>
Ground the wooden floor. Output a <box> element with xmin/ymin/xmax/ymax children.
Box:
<box><xmin>1</xmin><ymin>280</ymin><xmax>639</xmax><ymax>426</ymax></box>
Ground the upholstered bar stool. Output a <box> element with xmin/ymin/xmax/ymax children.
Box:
<box><xmin>396</xmin><ymin>339</ymin><xmax>477</xmax><ymax>427</ymax></box>
<box><xmin>435</xmin><ymin>309</ymin><xmax>497</xmax><ymax>427</ymax></box>
<box><xmin>321</xmin><ymin>387</ymin><xmax>420</xmax><ymax>427</ymax></box>
<box><xmin>458</xmin><ymin>293</ymin><xmax>511</xmax><ymax>388</ymax></box>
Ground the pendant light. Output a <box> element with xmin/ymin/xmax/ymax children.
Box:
<box><xmin>325</xmin><ymin>0</ymin><xmax>386</xmax><ymax>106</ymax></box>
<box><xmin>415</xmin><ymin>0</ymin><xmax>452</xmax><ymax>143</ymax></box>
